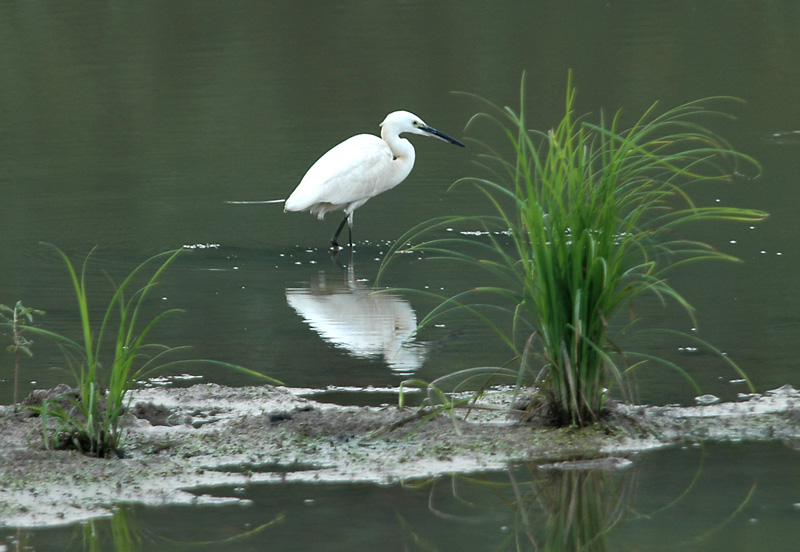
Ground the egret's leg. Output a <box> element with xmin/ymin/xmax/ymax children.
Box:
<box><xmin>331</xmin><ymin>214</ymin><xmax>349</xmax><ymax>249</ymax></box>
<box><xmin>347</xmin><ymin>214</ymin><xmax>354</xmax><ymax>248</ymax></box>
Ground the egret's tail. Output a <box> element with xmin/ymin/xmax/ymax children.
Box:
<box><xmin>225</xmin><ymin>199</ymin><xmax>285</xmax><ymax>205</ymax></box>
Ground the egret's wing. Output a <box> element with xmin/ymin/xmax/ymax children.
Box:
<box><xmin>285</xmin><ymin>134</ymin><xmax>393</xmax><ymax>212</ymax></box>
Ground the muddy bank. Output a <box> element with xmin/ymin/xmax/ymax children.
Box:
<box><xmin>1</xmin><ymin>383</ymin><xmax>799</xmax><ymax>528</ymax></box>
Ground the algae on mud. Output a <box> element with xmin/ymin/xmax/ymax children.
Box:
<box><xmin>1</xmin><ymin>383</ymin><xmax>799</xmax><ymax>528</ymax></box>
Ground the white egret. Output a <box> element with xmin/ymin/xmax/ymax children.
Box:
<box><xmin>284</xmin><ymin>111</ymin><xmax>465</xmax><ymax>249</ymax></box>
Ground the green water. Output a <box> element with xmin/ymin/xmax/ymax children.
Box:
<box><xmin>6</xmin><ymin>442</ymin><xmax>800</xmax><ymax>550</ymax></box>
<box><xmin>1</xmin><ymin>1</ymin><xmax>799</xmax><ymax>548</ymax></box>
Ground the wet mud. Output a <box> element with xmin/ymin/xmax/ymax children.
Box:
<box><xmin>1</xmin><ymin>383</ymin><xmax>799</xmax><ymax>527</ymax></box>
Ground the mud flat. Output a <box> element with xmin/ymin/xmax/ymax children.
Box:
<box><xmin>1</xmin><ymin>383</ymin><xmax>799</xmax><ymax>528</ymax></box>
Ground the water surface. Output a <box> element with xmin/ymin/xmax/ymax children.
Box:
<box><xmin>1</xmin><ymin>1</ymin><xmax>798</xmax><ymax>546</ymax></box>
<box><xmin>5</xmin><ymin>442</ymin><xmax>799</xmax><ymax>550</ymax></box>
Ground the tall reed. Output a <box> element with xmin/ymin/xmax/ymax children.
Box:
<box><xmin>384</xmin><ymin>74</ymin><xmax>767</xmax><ymax>426</ymax></box>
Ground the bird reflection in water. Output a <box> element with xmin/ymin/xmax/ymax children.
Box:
<box><xmin>285</xmin><ymin>263</ymin><xmax>426</xmax><ymax>374</ymax></box>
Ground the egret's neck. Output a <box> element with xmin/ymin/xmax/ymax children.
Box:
<box><xmin>381</xmin><ymin>128</ymin><xmax>415</xmax><ymax>161</ymax></box>
<box><xmin>381</xmin><ymin>129</ymin><xmax>416</xmax><ymax>187</ymax></box>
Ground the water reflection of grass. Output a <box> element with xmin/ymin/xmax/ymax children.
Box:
<box><xmin>399</xmin><ymin>462</ymin><xmax>636</xmax><ymax>551</ymax></box>
<box><xmin>383</xmin><ymin>73</ymin><xmax>767</xmax><ymax>426</ymax></box>
<box><xmin>72</xmin><ymin>505</ymin><xmax>285</xmax><ymax>551</ymax></box>
<box><xmin>399</xmin><ymin>451</ymin><xmax>756</xmax><ymax>551</ymax></box>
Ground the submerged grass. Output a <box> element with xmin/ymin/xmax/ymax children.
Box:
<box><xmin>382</xmin><ymin>74</ymin><xmax>767</xmax><ymax>426</ymax></box>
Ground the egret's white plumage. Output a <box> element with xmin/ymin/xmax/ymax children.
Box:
<box><xmin>284</xmin><ymin>110</ymin><xmax>465</xmax><ymax>249</ymax></box>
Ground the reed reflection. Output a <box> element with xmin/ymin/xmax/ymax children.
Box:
<box><xmin>408</xmin><ymin>447</ymin><xmax>759</xmax><ymax>551</ymax></box>
<box><xmin>409</xmin><ymin>459</ymin><xmax>637</xmax><ymax>551</ymax></box>
<box><xmin>286</xmin><ymin>263</ymin><xmax>426</xmax><ymax>374</ymax></box>
<box><xmin>529</xmin><ymin>462</ymin><xmax>634</xmax><ymax>551</ymax></box>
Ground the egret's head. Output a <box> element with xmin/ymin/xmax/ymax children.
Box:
<box><xmin>381</xmin><ymin>111</ymin><xmax>465</xmax><ymax>147</ymax></box>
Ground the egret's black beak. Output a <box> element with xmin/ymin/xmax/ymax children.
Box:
<box><xmin>421</xmin><ymin>125</ymin><xmax>466</xmax><ymax>147</ymax></box>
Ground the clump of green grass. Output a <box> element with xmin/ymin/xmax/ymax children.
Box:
<box><xmin>20</xmin><ymin>245</ymin><xmax>278</xmax><ymax>457</ymax></box>
<box><xmin>40</xmin><ymin>247</ymin><xmax>186</xmax><ymax>457</ymax></box>
<box><xmin>383</xmin><ymin>74</ymin><xmax>767</xmax><ymax>426</ymax></box>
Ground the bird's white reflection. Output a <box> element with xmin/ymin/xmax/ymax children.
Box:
<box><xmin>286</xmin><ymin>264</ymin><xmax>425</xmax><ymax>373</ymax></box>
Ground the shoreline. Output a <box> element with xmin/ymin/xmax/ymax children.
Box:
<box><xmin>1</xmin><ymin>383</ymin><xmax>798</xmax><ymax>528</ymax></box>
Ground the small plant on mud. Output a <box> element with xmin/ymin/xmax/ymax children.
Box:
<box><xmin>0</xmin><ymin>301</ymin><xmax>45</xmax><ymax>412</ymax></box>
<box><xmin>26</xmin><ymin>246</ymin><xmax>186</xmax><ymax>457</ymax></box>
<box><xmin>23</xmin><ymin>245</ymin><xmax>278</xmax><ymax>457</ymax></box>
<box><xmin>383</xmin><ymin>74</ymin><xmax>767</xmax><ymax>427</ymax></box>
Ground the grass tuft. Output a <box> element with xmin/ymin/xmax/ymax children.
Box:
<box><xmin>382</xmin><ymin>73</ymin><xmax>767</xmax><ymax>426</ymax></box>
<box><xmin>17</xmin><ymin>245</ymin><xmax>280</xmax><ymax>457</ymax></box>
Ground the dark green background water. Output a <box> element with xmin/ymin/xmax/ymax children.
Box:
<box><xmin>2</xmin><ymin>1</ymin><xmax>799</xmax><ymax>549</ymax></box>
